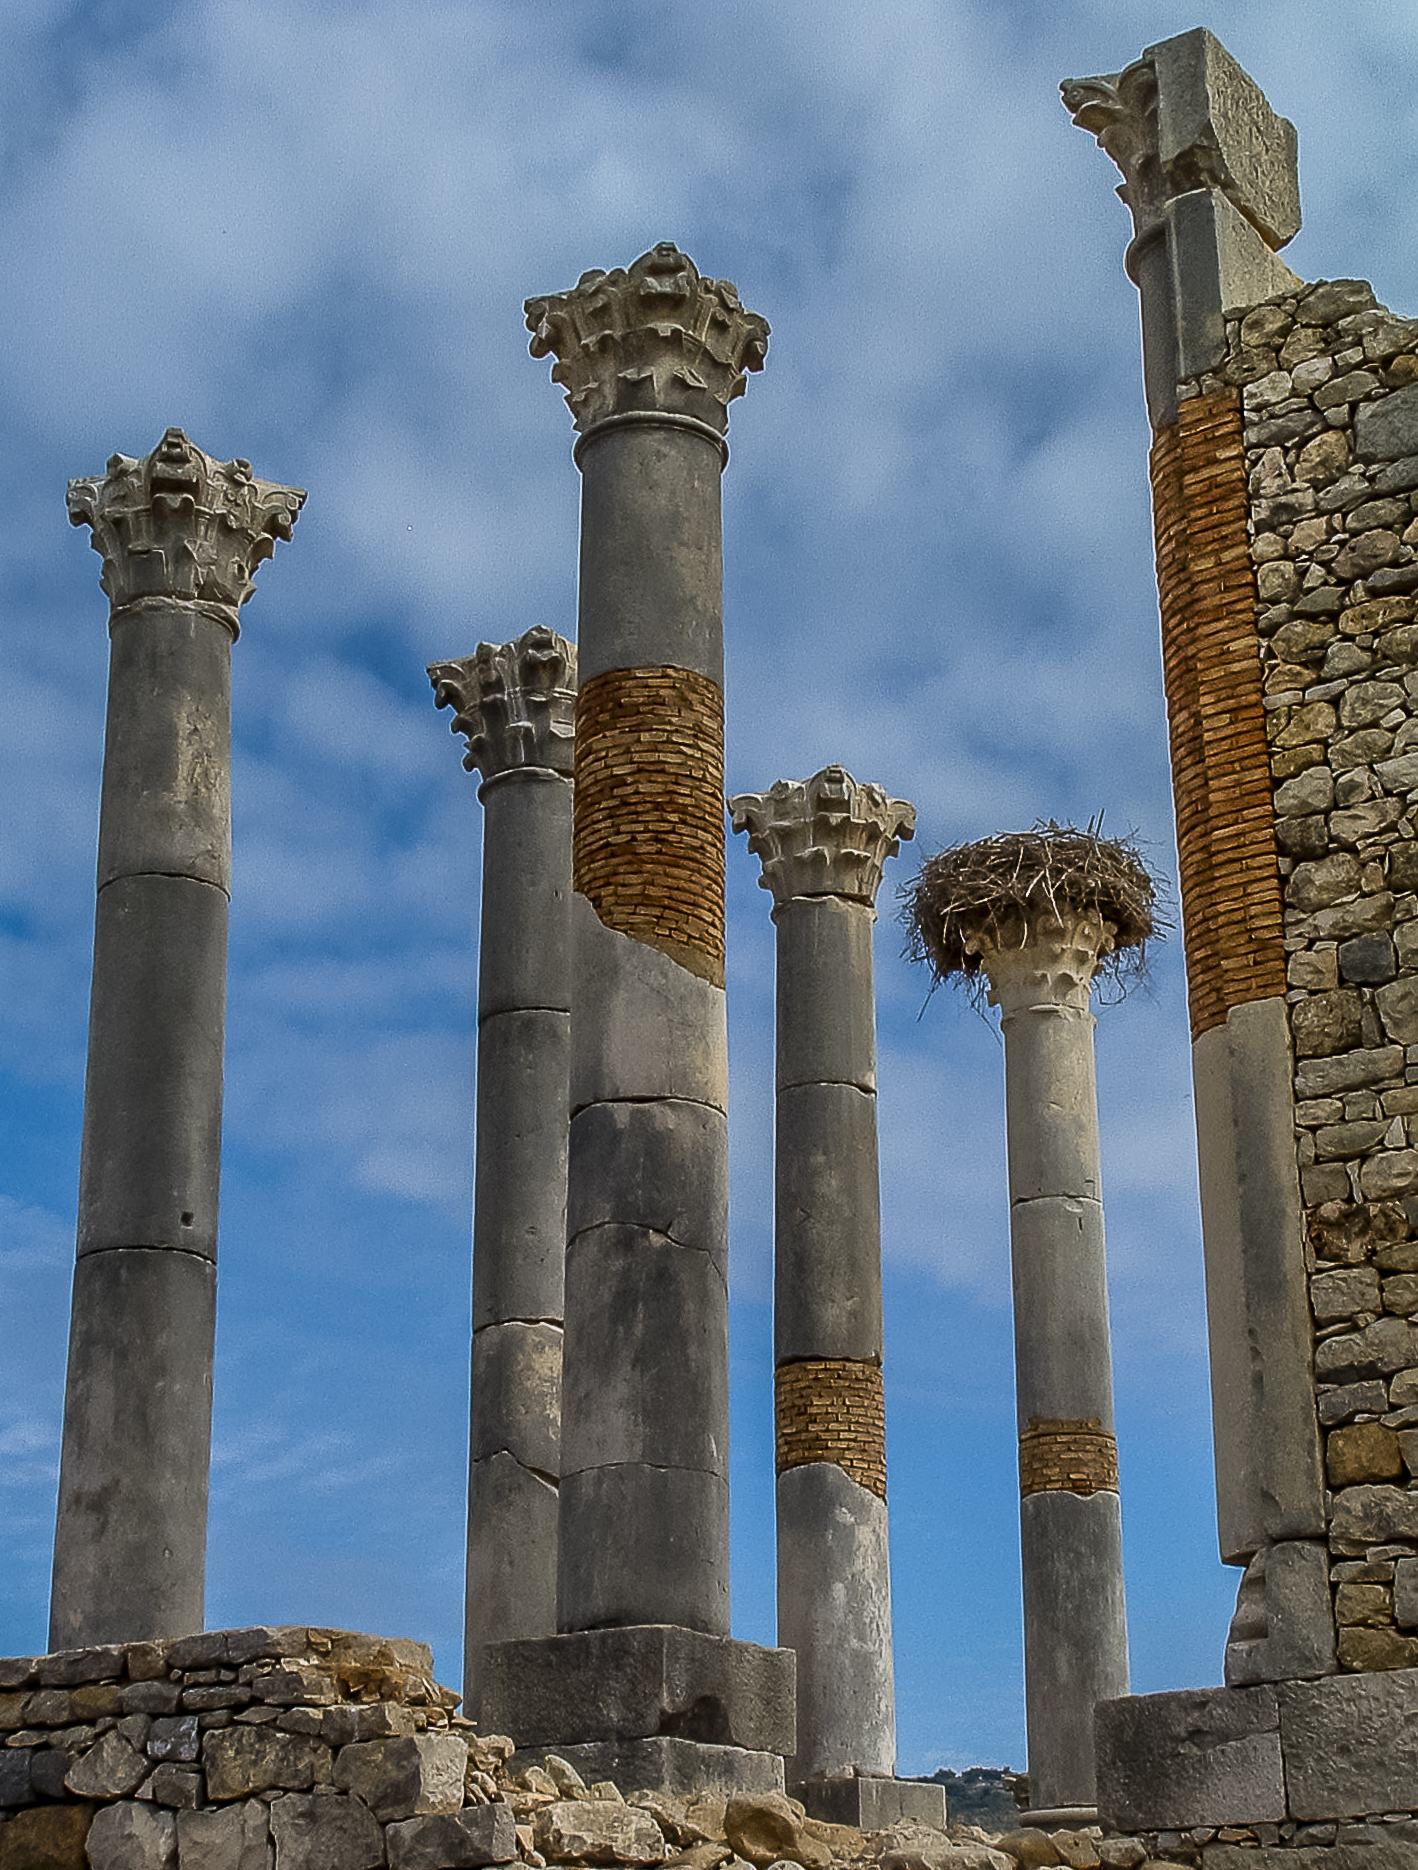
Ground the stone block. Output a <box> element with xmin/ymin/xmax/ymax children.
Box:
<box><xmin>175</xmin><ymin>1800</ymin><xmax>271</xmax><ymax>1870</ymax></box>
<box><xmin>1326</xmin><ymin>1421</ymin><xmax>1404</xmax><ymax>1485</ymax></box>
<box><xmin>0</xmin><ymin>1803</ymin><xmax>95</xmax><ymax>1869</ymax></box>
<box><xmin>65</xmin><ymin>1729</ymin><xmax>149</xmax><ymax>1798</ymax></box>
<box><xmin>1330</xmin><ymin>1483</ymin><xmax>1418</xmax><ymax>1545</ymax></box>
<box><xmin>86</xmin><ymin>1802</ymin><xmax>176</xmax><ymax>1869</ymax></box>
<box><xmin>464</xmin><ymin>1450</ymin><xmax>559</xmax><ymax>1718</ymax></box>
<box><xmin>513</xmin><ymin>1738</ymin><xmax>784</xmax><ymax>1798</ymax></box>
<box><xmin>477</xmin><ymin>776</ymin><xmax>573</xmax><ymax>1018</ymax></box>
<box><xmin>1395</xmin><ymin>1557</ymin><xmax>1418</xmax><ymax>1626</ymax></box>
<box><xmin>483</xmin><ymin>1626</ymin><xmax>794</xmax><ymax>1756</ymax></box>
<box><xmin>1222</xmin><ymin>1541</ymin><xmax>1336</xmax><ymax>1685</ymax></box>
<box><xmin>1280</xmin><ymin>1667</ymin><xmax>1418</xmax><ymax>1817</ymax></box>
<box><xmin>533</xmin><ymin>1800</ymin><xmax>666</xmax><ymax>1864</ymax></box>
<box><xmin>332</xmin><ymin>1734</ymin><xmax>468</xmax><ymax>1821</ymax></box>
<box><xmin>774</xmin><ymin>1083</ymin><xmax>882</xmax><ymax>1365</ymax></box>
<box><xmin>561</xmin><ymin>1227</ymin><xmax>727</xmax><ymax>1473</ymax></box>
<box><xmin>320</xmin><ymin>1700</ymin><xmax>417</xmax><ymax>1747</ymax></box>
<box><xmin>1291</xmin><ymin>991</ymin><xmax>1364</xmax><ymax>1058</ymax></box>
<box><xmin>1168</xmin><ymin>190</ymin><xmax>1302</xmax><ymax>377</ymax></box>
<box><xmin>556</xmin><ymin>1466</ymin><xmax>730</xmax><ymax>1636</ymax></box>
<box><xmin>1358</xmin><ymin>386</ymin><xmax>1418</xmax><ymax>463</ymax></box>
<box><xmin>473</xmin><ymin>1008</ymin><xmax>570</xmax><ymax>1328</ymax></box>
<box><xmin>794</xmin><ymin>1777</ymin><xmax>947</xmax><ymax>1829</ymax></box>
<box><xmin>470</xmin><ymin>1321</ymin><xmax>562</xmax><ymax>1471</ymax></box>
<box><xmin>1093</xmin><ymin>1684</ymin><xmax>1284</xmax><ymax>1831</ymax></box>
<box><xmin>570</xmin><ymin>898</ymin><xmax>727</xmax><ymax>1113</ymax></box>
<box><xmin>1311</xmin><ymin>1266</ymin><xmax>1381</xmax><ymax>1319</ymax></box>
<box><xmin>0</xmin><ymin>1746</ymin><xmax>33</xmax><ymax>1806</ymax></box>
<box><xmin>1008</xmin><ymin>1194</ymin><xmax>1113</xmax><ymax>1427</ymax></box>
<box><xmin>774</xmin><ymin>899</ymin><xmax>877</xmax><ymax>1093</ymax></box>
<box><xmin>387</xmin><ymin>1804</ymin><xmax>519</xmax><ymax>1868</ymax></box>
<box><xmin>1206</xmin><ymin>1851</ymin><xmax>1418</xmax><ymax>1869</ymax></box>
<box><xmin>568</xmin><ymin>1099</ymin><xmax>728</xmax><ymax>1267</ymax></box>
<box><xmin>1336</xmin><ymin>1626</ymin><xmax>1418</xmax><ymax>1669</ymax></box>
<box><xmin>268</xmin><ymin>1792</ymin><xmax>385</xmax><ymax>1870</ymax></box>
<box><xmin>1316</xmin><ymin>1316</ymin><xmax>1418</xmax><ymax>1382</ymax></box>
<box><xmin>202</xmin><ymin>1724</ymin><xmax>328</xmax><ymax>1800</ymax></box>
<box><xmin>1295</xmin><ymin>1045</ymin><xmax>1406</xmax><ymax>1098</ymax></box>
<box><xmin>724</xmin><ymin>1790</ymin><xmax>829</xmax><ymax>1869</ymax></box>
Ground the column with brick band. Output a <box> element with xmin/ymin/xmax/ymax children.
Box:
<box><xmin>52</xmin><ymin>430</ymin><xmax>303</xmax><ymax>1648</ymax></box>
<box><xmin>732</xmin><ymin>769</ymin><xmax>945</xmax><ymax>1829</ymax></box>
<box><xmin>481</xmin><ymin>246</ymin><xmax>795</xmax><ymax>1793</ymax></box>
<box><xmin>429</xmin><ymin>627</ymin><xmax>576</xmax><ymax>1721</ymax></box>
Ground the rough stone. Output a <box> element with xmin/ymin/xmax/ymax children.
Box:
<box><xmin>1315</xmin><ymin>1314</ymin><xmax>1418</xmax><ymax>1380</ymax></box>
<box><xmin>174</xmin><ymin>1801</ymin><xmax>271</xmax><ymax>1870</ymax></box>
<box><xmin>533</xmin><ymin>1800</ymin><xmax>667</xmax><ymax>1865</ymax></box>
<box><xmin>85</xmin><ymin>1802</ymin><xmax>176</xmax><ymax>1869</ymax></box>
<box><xmin>1329</xmin><ymin>1482</ymin><xmax>1418</xmax><ymax>1544</ymax></box>
<box><xmin>64</xmin><ymin>1730</ymin><xmax>149</xmax><ymax>1798</ymax></box>
<box><xmin>387</xmin><ymin>1804</ymin><xmax>519</xmax><ymax>1869</ymax></box>
<box><xmin>267</xmin><ymin>1792</ymin><xmax>385</xmax><ymax>1870</ymax></box>
<box><xmin>1093</xmin><ymin>1685</ymin><xmax>1283</xmax><ymax>1831</ymax></box>
<box><xmin>1396</xmin><ymin>1556</ymin><xmax>1418</xmax><ymax>1625</ymax></box>
<box><xmin>723</xmin><ymin>1793</ymin><xmax>828</xmax><ymax>1870</ymax></box>
<box><xmin>0</xmin><ymin>1803</ymin><xmax>95</xmax><ymax>1869</ymax></box>
<box><xmin>1326</xmin><ymin>1421</ymin><xmax>1404</xmax><ymax>1485</ymax></box>
<box><xmin>1338</xmin><ymin>933</ymin><xmax>1397</xmax><ymax>981</ymax></box>
<box><xmin>1281</xmin><ymin>1668</ymin><xmax>1418</xmax><ymax>1817</ymax></box>
<box><xmin>1291</xmin><ymin>991</ymin><xmax>1363</xmax><ymax>1057</ymax></box>
<box><xmin>1296</xmin><ymin>1046</ymin><xmax>1406</xmax><ymax>1098</ymax></box>
<box><xmin>201</xmin><ymin>1725</ymin><xmax>327</xmax><ymax>1800</ymax></box>
<box><xmin>332</xmin><ymin>1734</ymin><xmax>468</xmax><ymax>1822</ymax></box>
<box><xmin>1357</xmin><ymin>385</ymin><xmax>1418</xmax><ymax>461</ymax></box>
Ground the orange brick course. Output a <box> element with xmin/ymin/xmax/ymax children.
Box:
<box><xmin>774</xmin><ymin>1358</ymin><xmax>886</xmax><ymax>1501</ymax></box>
<box><xmin>1150</xmin><ymin>391</ymin><xmax>1287</xmax><ymax>1038</ymax></box>
<box><xmin>574</xmin><ymin>666</ymin><xmax>725</xmax><ymax>986</ymax></box>
<box><xmin>1017</xmin><ymin>1416</ymin><xmax>1119</xmax><ymax>1498</ymax></box>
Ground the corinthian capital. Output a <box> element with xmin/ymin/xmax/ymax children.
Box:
<box><xmin>525</xmin><ymin>242</ymin><xmax>769</xmax><ymax>434</ymax></box>
<box><xmin>730</xmin><ymin>765</ymin><xmax>915</xmax><ymax>909</ymax></box>
<box><xmin>968</xmin><ymin>910</ymin><xmax>1117</xmax><ymax>1017</ymax></box>
<box><xmin>1061</xmin><ymin>28</ymin><xmax>1300</xmax><ymax>253</ymax></box>
<box><xmin>429</xmin><ymin>626</ymin><xmax>577</xmax><ymax>782</ymax></box>
<box><xmin>67</xmin><ymin>428</ymin><xmax>304</xmax><ymax>632</ymax></box>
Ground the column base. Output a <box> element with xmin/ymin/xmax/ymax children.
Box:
<box><xmin>792</xmin><ymin>1777</ymin><xmax>947</xmax><ymax>1829</ymax></box>
<box><xmin>483</xmin><ymin>1625</ymin><xmax>795</xmax><ymax>1762</ymax></box>
<box><xmin>513</xmin><ymin>1738</ymin><xmax>784</xmax><ymax>1797</ymax></box>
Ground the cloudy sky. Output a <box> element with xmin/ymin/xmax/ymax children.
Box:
<box><xmin>3</xmin><ymin>0</ymin><xmax>1418</xmax><ymax>1774</ymax></box>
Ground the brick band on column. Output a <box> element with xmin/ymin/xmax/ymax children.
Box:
<box><xmin>1018</xmin><ymin>1417</ymin><xmax>1119</xmax><ymax>1498</ymax></box>
<box><xmin>775</xmin><ymin>1358</ymin><xmax>886</xmax><ymax>1501</ymax></box>
<box><xmin>574</xmin><ymin>666</ymin><xmax>725</xmax><ymax>986</ymax></box>
<box><xmin>1150</xmin><ymin>389</ymin><xmax>1286</xmax><ymax>1039</ymax></box>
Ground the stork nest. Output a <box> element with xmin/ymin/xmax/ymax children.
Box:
<box><xmin>902</xmin><ymin>822</ymin><xmax>1161</xmax><ymax>1003</ymax></box>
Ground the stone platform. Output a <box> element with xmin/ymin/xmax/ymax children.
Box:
<box><xmin>793</xmin><ymin>1774</ymin><xmax>947</xmax><ymax>1828</ymax></box>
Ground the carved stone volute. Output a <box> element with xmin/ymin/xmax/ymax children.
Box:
<box><xmin>1061</xmin><ymin>60</ymin><xmax>1166</xmax><ymax>250</ymax></box>
<box><xmin>730</xmin><ymin>764</ymin><xmax>915</xmax><ymax>910</ymax></box>
<box><xmin>429</xmin><ymin>626</ymin><xmax>577</xmax><ymax>782</ymax></box>
<box><xmin>525</xmin><ymin>243</ymin><xmax>769</xmax><ymax>435</ymax></box>
<box><xmin>966</xmin><ymin>908</ymin><xmax>1116</xmax><ymax>1018</ymax></box>
<box><xmin>67</xmin><ymin>428</ymin><xmax>305</xmax><ymax>634</ymax></box>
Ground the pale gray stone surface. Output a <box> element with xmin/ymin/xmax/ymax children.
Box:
<box><xmin>175</xmin><ymin>1799</ymin><xmax>271</xmax><ymax>1870</ymax></box>
<box><xmin>332</xmin><ymin>1734</ymin><xmax>468</xmax><ymax>1821</ymax></box>
<box><xmin>729</xmin><ymin>766</ymin><xmax>914</xmax><ymax>912</ymax></box>
<box><xmin>532</xmin><ymin>1798</ymin><xmax>666</xmax><ymax>1864</ymax></box>
<box><xmin>1169</xmin><ymin>189</ymin><xmax>1302</xmax><ymax>378</ymax></box>
<box><xmin>555</xmin><ymin>1465</ymin><xmax>731</xmax><ymax>1636</ymax></box>
<box><xmin>776</xmin><ymin>1465</ymin><xmax>895</xmax><ymax>1779</ymax></box>
<box><xmin>469</xmin><ymin>1322</ymin><xmax>562</xmax><ymax>1472</ymax></box>
<box><xmin>1007</xmin><ymin>1195</ymin><xmax>1113</xmax><ymax>1428</ymax></box>
<box><xmin>1280</xmin><ymin>1667</ymin><xmax>1418</xmax><ymax>1818</ymax></box>
<box><xmin>1397</xmin><ymin>1555</ymin><xmax>1418</xmax><ymax>1626</ymax></box>
<box><xmin>1329</xmin><ymin>1483</ymin><xmax>1418</xmax><ymax>1544</ymax></box>
<box><xmin>1356</xmin><ymin>385</ymin><xmax>1418</xmax><ymax>463</ymax></box>
<box><xmin>1205</xmin><ymin>1851</ymin><xmax>1418</xmax><ymax>1870</ymax></box>
<box><xmin>511</xmin><ymin>1738</ymin><xmax>785</xmax><ymax>1798</ymax></box>
<box><xmin>569</xmin><ymin>900</ymin><xmax>728</xmax><ymax>1113</ymax></box>
<box><xmin>567</xmin><ymin>1100</ymin><xmax>728</xmax><ymax>1266</ymax></box>
<box><xmin>483</xmin><ymin>1625</ymin><xmax>794</xmax><ymax>1754</ymax></box>
<box><xmin>387</xmin><ymin>1804</ymin><xmax>518</xmax><ymax>1869</ymax></box>
<box><xmin>1223</xmin><ymin>1540</ymin><xmax>1336</xmax><ymax>1686</ymax></box>
<box><xmin>268</xmin><ymin>1792</ymin><xmax>384</xmax><ymax>1870</ymax></box>
<box><xmin>1192</xmin><ymin>1000</ymin><xmax>1325</xmax><ymax>1564</ymax></box>
<box><xmin>1019</xmin><ymin>1491</ymin><xmax>1128</xmax><ymax>1815</ymax></box>
<box><xmin>472</xmin><ymin>1010</ymin><xmax>570</xmax><ymax>1326</ymax></box>
<box><xmin>87</xmin><ymin>1800</ymin><xmax>177</xmax><ymax>1869</ymax></box>
<box><xmin>794</xmin><ymin>1778</ymin><xmax>947</xmax><ymax>1829</ymax></box>
<box><xmin>202</xmin><ymin>1725</ymin><xmax>327</xmax><ymax>1800</ymax></box>
<box><xmin>771</xmin><ymin>898</ymin><xmax>877</xmax><ymax>1091</ymax></box>
<box><xmin>475</xmin><ymin>778</ymin><xmax>574</xmax><ymax>1017</ymax></box>
<box><xmin>1094</xmin><ymin>1683</ymin><xmax>1284</xmax><ymax>1831</ymax></box>
<box><xmin>774</xmin><ymin>1082</ymin><xmax>883</xmax><ymax>1365</ymax></box>
<box><xmin>464</xmin><ymin>1450</ymin><xmax>558</xmax><ymax>1691</ymax></box>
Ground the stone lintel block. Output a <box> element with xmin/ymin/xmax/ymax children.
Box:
<box><xmin>473</xmin><ymin>1011</ymin><xmax>568</xmax><ymax>1330</ymax></box>
<box><xmin>78</xmin><ymin>872</ymin><xmax>228</xmax><ymax>1261</ymax></box>
<box><xmin>774</xmin><ymin>1082</ymin><xmax>882</xmax><ymax>1365</ymax></box>
<box><xmin>556</xmin><ymin>1467</ymin><xmax>730</xmax><ymax>1636</ymax></box>
<box><xmin>776</xmin><ymin>1464</ymin><xmax>894</xmax><ymax>1780</ymax></box>
<box><xmin>571</xmin><ymin>897</ymin><xmax>727</xmax><ymax>1113</ymax></box>
<box><xmin>1149</xmin><ymin>27</ymin><xmax>1301</xmax><ymax>248</ymax></box>
<box><xmin>1093</xmin><ymin>1683</ymin><xmax>1284</xmax><ymax>1832</ymax></box>
<box><xmin>96</xmin><ymin>602</ymin><xmax>233</xmax><ymax>892</ymax></box>
<box><xmin>465</xmin><ymin>1452</ymin><xmax>558</xmax><ymax>1721</ymax></box>
<box><xmin>1168</xmin><ymin>189</ymin><xmax>1303</xmax><ymax>379</ymax></box>
<box><xmin>1008</xmin><ymin>1193</ymin><xmax>1114</xmax><ymax>1428</ymax></box>
<box><xmin>513</xmin><ymin>1736</ymin><xmax>786</xmax><ymax>1798</ymax></box>
<box><xmin>568</xmin><ymin>1099</ymin><xmax>728</xmax><ymax>1264</ymax></box>
<box><xmin>1193</xmin><ymin>1001</ymin><xmax>1326</xmax><ymax>1565</ymax></box>
<box><xmin>470</xmin><ymin>1321</ymin><xmax>562</xmax><ymax>1471</ymax></box>
<box><xmin>483</xmin><ymin>1625</ymin><xmax>794</xmax><ymax>1756</ymax></box>
<box><xmin>561</xmin><ymin>1226</ymin><xmax>727</xmax><ymax>1473</ymax></box>
<box><xmin>1280</xmin><ymin>1666</ymin><xmax>1418</xmax><ymax>1820</ymax></box>
<box><xmin>793</xmin><ymin>1776</ymin><xmax>947</xmax><ymax>1830</ymax></box>
<box><xmin>577</xmin><ymin>422</ymin><xmax>726</xmax><ymax>689</ymax></box>
<box><xmin>50</xmin><ymin>1246</ymin><xmax>215</xmax><ymax>1652</ymax></box>
<box><xmin>477</xmin><ymin>774</ymin><xmax>573</xmax><ymax>1019</ymax></box>
<box><xmin>774</xmin><ymin>898</ymin><xmax>877</xmax><ymax>1092</ymax></box>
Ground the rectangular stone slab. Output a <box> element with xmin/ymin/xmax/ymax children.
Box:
<box><xmin>1094</xmin><ymin>1683</ymin><xmax>1284</xmax><ymax>1831</ymax></box>
<box><xmin>510</xmin><ymin>1736</ymin><xmax>785</xmax><ymax>1797</ymax></box>
<box><xmin>1280</xmin><ymin>1667</ymin><xmax>1418</xmax><ymax>1820</ymax></box>
<box><xmin>482</xmin><ymin>1625</ymin><xmax>794</xmax><ymax>1754</ymax></box>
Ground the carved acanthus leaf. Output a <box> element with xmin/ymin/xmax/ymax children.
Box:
<box><xmin>729</xmin><ymin>765</ymin><xmax>915</xmax><ymax>909</ymax></box>
<box><xmin>429</xmin><ymin>626</ymin><xmax>577</xmax><ymax>781</ymax></box>
<box><xmin>67</xmin><ymin>428</ymin><xmax>304</xmax><ymax>629</ymax></box>
<box><xmin>525</xmin><ymin>242</ymin><xmax>769</xmax><ymax>434</ymax></box>
<box><xmin>966</xmin><ymin>908</ymin><xmax>1115</xmax><ymax>1016</ymax></box>
<box><xmin>1061</xmin><ymin>60</ymin><xmax>1166</xmax><ymax>244</ymax></box>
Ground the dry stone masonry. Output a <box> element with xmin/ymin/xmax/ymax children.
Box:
<box><xmin>429</xmin><ymin>628</ymin><xmax>578</xmax><ymax>1722</ymax></box>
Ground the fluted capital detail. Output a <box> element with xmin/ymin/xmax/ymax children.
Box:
<box><xmin>429</xmin><ymin>626</ymin><xmax>577</xmax><ymax>781</ymax></box>
<box><xmin>729</xmin><ymin>765</ymin><xmax>915</xmax><ymax>909</ymax></box>
<box><xmin>968</xmin><ymin>910</ymin><xmax>1115</xmax><ymax>1017</ymax></box>
<box><xmin>525</xmin><ymin>242</ymin><xmax>769</xmax><ymax>435</ymax></box>
<box><xmin>67</xmin><ymin>428</ymin><xmax>304</xmax><ymax>632</ymax></box>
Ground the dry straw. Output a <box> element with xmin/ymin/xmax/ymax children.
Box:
<box><xmin>902</xmin><ymin>821</ymin><xmax>1161</xmax><ymax>1003</ymax></box>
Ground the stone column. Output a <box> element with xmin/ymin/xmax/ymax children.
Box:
<box><xmin>970</xmin><ymin>909</ymin><xmax>1130</xmax><ymax>1824</ymax></box>
<box><xmin>481</xmin><ymin>246</ymin><xmax>795</xmax><ymax>1795</ymax></box>
<box><xmin>51</xmin><ymin>429</ymin><xmax>303</xmax><ymax>1649</ymax></box>
<box><xmin>429</xmin><ymin>627</ymin><xmax>576</xmax><ymax>1722</ymax></box>
<box><xmin>731</xmin><ymin>767</ymin><xmax>943</xmax><ymax>1830</ymax></box>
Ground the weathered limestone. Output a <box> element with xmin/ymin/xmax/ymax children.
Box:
<box><xmin>967</xmin><ymin>907</ymin><xmax>1130</xmax><ymax>1822</ymax></box>
<box><xmin>429</xmin><ymin>627</ymin><xmax>577</xmax><ymax>1722</ymax></box>
<box><xmin>51</xmin><ymin>430</ymin><xmax>303</xmax><ymax>1649</ymax></box>
<box><xmin>730</xmin><ymin>768</ymin><xmax>939</xmax><ymax>1829</ymax></box>
<box><xmin>485</xmin><ymin>246</ymin><xmax>792</xmax><ymax>1785</ymax></box>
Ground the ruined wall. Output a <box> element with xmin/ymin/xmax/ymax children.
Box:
<box><xmin>1180</xmin><ymin>277</ymin><xmax>1418</xmax><ymax>1669</ymax></box>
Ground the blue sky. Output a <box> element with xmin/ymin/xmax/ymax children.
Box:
<box><xmin>3</xmin><ymin>0</ymin><xmax>1418</xmax><ymax>1773</ymax></box>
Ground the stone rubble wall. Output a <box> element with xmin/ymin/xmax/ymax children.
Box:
<box><xmin>1180</xmin><ymin>277</ymin><xmax>1418</xmax><ymax>1670</ymax></box>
